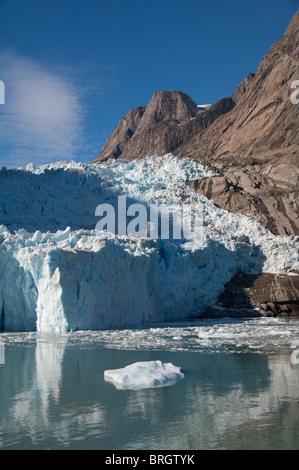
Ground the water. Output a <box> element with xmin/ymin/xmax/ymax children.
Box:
<box><xmin>0</xmin><ymin>317</ymin><xmax>299</xmax><ymax>450</ymax></box>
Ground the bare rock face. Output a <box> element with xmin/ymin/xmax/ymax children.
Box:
<box><xmin>187</xmin><ymin>162</ymin><xmax>299</xmax><ymax>236</ymax></box>
<box><xmin>95</xmin><ymin>91</ymin><xmax>199</xmax><ymax>162</ymax></box>
<box><xmin>176</xmin><ymin>10</ymin><xmax>299</xmax><ymax>163</ymax></box>
<box><xmin>97</xmin><ymin>106</ymin><xmax>146</xmax><ymax>161</ymax></box>
<box><xmin>180</xmin><ymin>11</ymin><xmax>299</xmax><ymax>236</ymax></box>
<box><xmin>203</xmin><ymin>272</ymin><xmax>299</xmax><ymax>318</ymax></box>
<box><xmin>94</xmin><ymin>75</ymin><xmax>254</xmax><ymax>164</ymax></box>
<box><xmin>93</xmin><ymin>11</ymin><xmax>299</xmax><ymax>237</ymax></box>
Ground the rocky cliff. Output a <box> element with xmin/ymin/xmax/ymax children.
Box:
<box><xmin>93</xmin><ymin>11</ymin><xmax>299</xmax><ymax>237</ymax></box>
<box><xmin>202</xmin><ymin>272</ymin><xmax>299</xmax><ymax>318</ymax></box>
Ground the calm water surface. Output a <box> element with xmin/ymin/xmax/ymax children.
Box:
<box><xmin>0</xmin><ymin>317</ymin><xmax>299</xmax><ymax>450</ymax></box>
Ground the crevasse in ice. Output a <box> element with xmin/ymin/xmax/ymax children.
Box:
<box><xmin>0</xmin><ymin>154</ymin><xmax>298</xmax><ymax>332</ymax></box>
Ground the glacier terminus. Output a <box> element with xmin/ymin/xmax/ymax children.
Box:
<box><xmin>0</xmin><ymin>154</ymin><xmax>298</xmax><ymax>333</ymax></box>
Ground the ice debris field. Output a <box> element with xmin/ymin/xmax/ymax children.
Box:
<box><xmin>0</xmin><ymin>154</ymin><xmax>298</xmax><ymax>332</ymax></box>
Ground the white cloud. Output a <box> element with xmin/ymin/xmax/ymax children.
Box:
<box><xmin>0</xmin><ymin>52</ymin><xmax>84</xmax><ymax>168</ymax></box>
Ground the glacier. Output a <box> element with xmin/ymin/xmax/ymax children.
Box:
<box><xmin>0</xmin><ymin>154</ymin><xmax>298</xmax><ymax>332</ymax></box>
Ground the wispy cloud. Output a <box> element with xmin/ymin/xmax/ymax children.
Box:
<box><xmin>0</xmin><ymin>51</ymin><xmax>84</xmax><ymax>168</ymax></box>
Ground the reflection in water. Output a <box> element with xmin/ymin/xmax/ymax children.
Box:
<box><xmin>2</xmin><ymin>338</ymin><xmax>69</xmax><ymax>447</ymax></box>
<box><xmin>0</xmin><ymin>335</ymin><xmax>298</xmax><ymax>449</ymax></box>
<box><xmin>35</xmin><ymin>339</ymin><xmax>66</xmax><ymax>421</ymax></box>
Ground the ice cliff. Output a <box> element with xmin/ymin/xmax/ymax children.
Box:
<box><xmin>0</xmin><ymin>154</ymin><xmax>298</xmax><ymax>332</ymax></box>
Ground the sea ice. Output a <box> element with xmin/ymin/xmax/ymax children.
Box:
<box><xmin>103</xmin><ymin>360</ymin><xmax>184</xmax><ymax>390</ymax></box>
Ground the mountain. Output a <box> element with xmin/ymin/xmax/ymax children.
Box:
<box><xmin>94</xmin><ymin>91</ymin><xmax>199</xmax><ymax>162</ymax></box>
<box><xmin>93</xmin><ymin>10</ymin><xmax>299</xmax><ymax>236</ymax></box>
<box><xmin>93</xmin><ymin>89</ymin><xmax>242</xmax><ymax>163</ymax></box>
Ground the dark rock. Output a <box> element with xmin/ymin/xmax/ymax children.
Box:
<box><xmin>203</xmin><ymin>272</ymin><xmax>299</xmax><ymax>318</ymax></box>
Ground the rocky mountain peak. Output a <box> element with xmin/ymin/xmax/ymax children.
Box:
<box><xmin>143</xmin><ymin>90</ymin><xmax>198</xmax><ymax>123</ymax></box>
<box><xmin>94</xmin><ymin>90</ymin><xmax>199</xmax><ymax>162</ymax></box>
<box><xmin>93</xmin><ymin>10</ymin><xmax>299</xmax><ymax>236</ymax></box>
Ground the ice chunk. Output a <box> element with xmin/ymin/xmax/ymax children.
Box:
<box><xmin>104</xmin><ymin>360</ymin><xmax>184</xmax><ymax>390</ymax></box>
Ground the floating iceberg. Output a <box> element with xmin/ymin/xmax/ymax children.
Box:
<box><xmin>104</xmin><ymin>360</ymin><xmax>184</xmax><ymax>390</ymax></box>
<box><xmin>0</xmin><ymin>155</ymin><xmax>298</xmax><ymax>332</ymax></box>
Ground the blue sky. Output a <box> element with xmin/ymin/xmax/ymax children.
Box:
<box><xmin>0</xmin><ymin>0</ymin><xmax>298</xmax><ymax>167</ymax></box>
